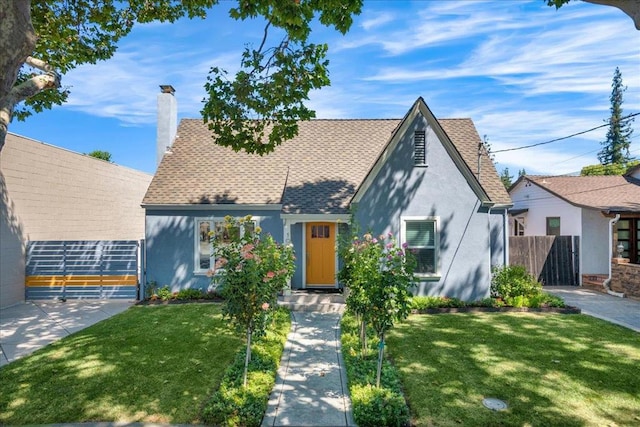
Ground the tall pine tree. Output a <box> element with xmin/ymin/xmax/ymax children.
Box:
<box><xmin>598</xmin><ymin>67</ymin><xmax>634</xmax><ymax>165</ymax></box>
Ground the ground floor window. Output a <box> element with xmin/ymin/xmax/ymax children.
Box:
<box><xmin>195</xmin><ymin>217</ymin><xmax>258</xmax><ymax>273</ymax></box>
<box><xmin>617</xmin><ymin>218</ymin><xmax>639</xmax><ymax>264</ymax></box>
<box><xmin>513</xmin><ymin>216</ymin><xmax>525</xmax><ymax>236</ymax></box>
<box><xmin>401</xmin><ymin>216</ymin><xmax>439</xmax><ymax>276</ymax></box>
<box><xmin>546</xmin><ymin>217</ymin><xmax>561</xmax><ymax>236</ymax></box>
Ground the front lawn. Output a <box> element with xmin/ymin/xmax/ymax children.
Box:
<box><xmin>0</xmin><ymin>304</ymin><xmax>243</xmax><ymax>425</ymax></box>
<box><xmin>387</xmin><ymin>313</ymin><xmax>640</xmax><ymax>426</ymax></box>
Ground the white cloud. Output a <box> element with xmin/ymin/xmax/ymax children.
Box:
<box><xmin>360</xmin><ymin>11</ymin><xmax>395</xmax><ymax>31</ymax></box>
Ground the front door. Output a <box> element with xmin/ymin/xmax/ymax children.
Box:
<box><xmin>306</xmin><ymin>222</ymin><xmax>336</xmax><ymax>287</ymax></box>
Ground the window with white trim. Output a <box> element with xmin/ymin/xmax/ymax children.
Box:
<box><xmin>194</xmin><ymin>217</ymin><xmax>259</xmax><ymax>273</ymax></box>
<box><xmin>402</xmin><ymin>217</ymin><xmax>439</xmax><ymax>276</ymax></box>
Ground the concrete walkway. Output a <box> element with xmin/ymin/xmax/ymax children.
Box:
<box><xmin>0</xmin><ymin>299</ymin><xmax>134</xmax><ymax>367</ymax></box>
<box><xmin>262</xmin><ymin>311</ymin><xmax>355</xmax><ymax>427</ymax></box>
<box><xmin>546</xmin><ymin>286</ymin><xmax>640</xmax><ymax>332</ymax></box>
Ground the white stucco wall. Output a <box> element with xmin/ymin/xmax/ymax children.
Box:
<box><xmin>510</xmin><ymin>181</ymin><xmax>582</xmax><ymax>236</ymax></box>
<box><xmin>581</xmin><ymin>209</ymin><xmax>610</xmax><ymax>275</ymax></box>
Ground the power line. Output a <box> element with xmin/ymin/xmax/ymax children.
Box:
<box><xmin>493</xmin><ymin>112</ymin><xmax>639</xmax><ymax>154</ymax></box>
<box><xmin>550</xmin><ymin>134</ymin><xmax>640</xmax><ymax>166</ymax></box>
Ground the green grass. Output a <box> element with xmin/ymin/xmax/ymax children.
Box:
<box><xmin>0</xmin><ymin>304</ymin><xmax>243</xmax><ymax>424</ymax></box>
<box><xmin>387</xmin><ymin>313</ymin><xmax>640</xmax><ymax>427</ymax></box>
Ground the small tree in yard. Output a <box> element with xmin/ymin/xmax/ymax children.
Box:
<box><xmin>340</xmin><ymin>232</ymin><xmax>415</xmax><ymax>387</ymax></box>
<box><xmin>211</xmin><ymin>215</ymin><xmax>294</xmax><ymax>387</ymax></box>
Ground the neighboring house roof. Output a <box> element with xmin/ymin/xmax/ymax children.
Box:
<box><xmin>143</xmin><ymin>98</ymin><xmax>511</xmax><ymax>213</ymax></box>
<box><xmin>513</xmin><ymin>175</ymin><xmax>640</xmax><ymax>213</ymax></box>
<box><xmin>626</xmin><ymin>163</ymin><xmax>640</xmax><ymax>179</ymax></box>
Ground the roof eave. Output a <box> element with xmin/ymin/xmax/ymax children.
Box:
<box><xmin>142</xmin><ymin>203</ymin><xmax>283</xmax><ymax>211</ymax></box>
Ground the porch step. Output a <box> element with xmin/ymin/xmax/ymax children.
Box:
<box><xmin>277</xmin><ymin>290</ymin><xmax>346</xmax><ymax>313</ymax></box>
<box><xmin>581</xmin><ymin>274</ymin><xmax>608</xmax><ymax>293</ymax></box>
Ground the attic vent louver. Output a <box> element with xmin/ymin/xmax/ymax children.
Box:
<box><xmin>414</xmin><ymin>130</ymin><xmax>426</xmax><ymax>166</ymax></box>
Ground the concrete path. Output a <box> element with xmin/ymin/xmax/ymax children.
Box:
<box><xmin>262</xmin><ymin>311</ymin><xmax>355</xmax><ymax>427</ymax></box>
<box><xmin>0</xmin><ymin>299</ymin><xmax>134</xmax><ymax>367</ymax></box>
<box><xmin>546</xmin><ymin>286</ymin><xmax>640</xmax><ymax>332</ymax></box>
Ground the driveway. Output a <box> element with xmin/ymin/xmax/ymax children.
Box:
<box><xmin>0</xmin><ymin>299</ymin><xmax>134</xmax><ymax>367</ymax></box>
<box><xmin>546</xmin><ymin>286</ymin><xmax>640</xmax><ymax>332</ymax></box>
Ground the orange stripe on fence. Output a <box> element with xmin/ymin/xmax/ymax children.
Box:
<box><xmin>26</xmin><ymin>275</ymin><xmax>137</xmax><ymax>287</ymax></box>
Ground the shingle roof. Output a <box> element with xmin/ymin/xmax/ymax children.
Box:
<box><xmin>524</xmin><ymin>175</ymin><xmax>640</xmax><ymax>212</ymax></box>
<box><xmin>143</xmin><ymin>115</ymin><xmax>511</xmax><ymax>212</ymax></box>
<box><xmin>439</xmin><ymin>119</ymin><xmax>511</xmax><ymax>206</ymax></box>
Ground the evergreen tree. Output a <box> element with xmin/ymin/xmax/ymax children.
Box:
<box><xmin>500</xmin><ymin>168</ymin><xmax>514</xmax><ymax>189</ymax></box>
<box><xmin>598</xmin><ymin>67</ymin><xmax>634</xmax><ymax>165</ymax></box>
<box><xmin>518</xmin><ymin>168</ymin><xmax>526</xmax><ymax>177</ymax></box>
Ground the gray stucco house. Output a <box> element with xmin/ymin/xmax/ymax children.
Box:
<box><xmin>142</xmin><ymin>94</ymin><xmax>512</xmax><ymax>301</ymax></box>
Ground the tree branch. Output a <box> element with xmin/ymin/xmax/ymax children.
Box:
<box><xmin>0</xmin><ymin>58</ymin><xmax>61</xmax><ymax>151</ymax></box>
<box><xmin>24</xmin><ymin>56</ymin><xmax>57</xmax><ymax>74</ymax></box>
<box><xmin>584</xmin><ymin>0</ymin><xmax>640</xmax><ymax>30</ymax></box>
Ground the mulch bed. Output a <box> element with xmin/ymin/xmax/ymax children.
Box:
<box><xmin>136</xmin><ymin>298</ymin><xmax>224</xmax><ymax>306</ymax></box>
<box><xmin>411</xmin><ymin>306</ymin><xmax>581</xmax><ymax>315</ymax></box>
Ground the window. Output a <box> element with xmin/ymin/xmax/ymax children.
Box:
<box><xmin>414</xmin><ymin>130</ymin><xmax>427</xmax><ymax>166</ymax></box>
<box><xmin>311</xmin><ymin>225</ymin><xmax>330</xmax><ymax>238</ymax></box>
<box><xmin>402</xmin><ymin>217</ymin><xmax>439</xmax><ymax>276</ymax></box>
<box><xmin>617</xmin><ymin>218</ymin><xmax>639</xmax><ymax>264</ymax></box>
<box><xmin>513</xmin><ymin>217</ymin><xmax>525</xmax><ymax>236</ymax></box>
<box><xmin>195</xmin><ymin>217</ymin><xmax>259</xmax><ymax>273</ymax></box>
<box><xmin>546</xmin><ymin>217</ymin><xmax>560</xmax><ymax>237</ymax></box>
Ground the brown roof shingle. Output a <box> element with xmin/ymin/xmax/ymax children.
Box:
<box><xmin>143</xmin><ymin>115</ymin><xmax>511</xmax><ymax>212</ymax></box>
<box><xmin>525</xmin><ymin>175</ymin><xmax>640</xmax><ymax>212</ymax></box>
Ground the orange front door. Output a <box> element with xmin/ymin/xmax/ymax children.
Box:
<box><xmin>306</xmin><ymin>222</ymin><xmax>336</xmax><ymax>286</ymax></box>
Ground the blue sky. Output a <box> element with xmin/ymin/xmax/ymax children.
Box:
<box><xmin>10</xmin><ymin>0</ymin><xmax>640</xmax><ymax>177</ymax></box>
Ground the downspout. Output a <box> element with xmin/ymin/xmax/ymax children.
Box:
<box><xmin>503</xmin><ymin>208</ymin><xmax>509</xmax><ymax>266</ymax></box>
<box><xmin>486</xmin><ymin>203</ymin><xmax>495</xmax><ymax>296</ymax></box>
<box><xmin>603</xmin><ymin>214</ymin><xmax>624</xmax><ymax>297</ymax></box>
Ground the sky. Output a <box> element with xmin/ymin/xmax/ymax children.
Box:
<box><xmin>9</xmin><ymin>0</ymin><xmax>640</xmax><ymax>177</ymax></box>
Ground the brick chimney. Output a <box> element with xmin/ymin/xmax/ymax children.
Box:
<box><xmin>157</xmin><ymin>85</ymin><xmax>177</xmax><ymax>167</ymax></box>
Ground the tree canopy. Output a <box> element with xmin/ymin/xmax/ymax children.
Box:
<box><xmin>0</xmin><ymin>0</ymin><xmax>362</xmax><ymax>152</ymax></box>
<box><xmin>87</xmin><ymin>150</ymin><xmax>113</xmax><ymax>162</ymax></box>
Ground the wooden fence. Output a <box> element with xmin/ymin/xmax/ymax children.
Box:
<box><xmin>26</xmin><ymin>240</ymin><xmax>142</xmax><ymax>300</ymax></box>
<box><xmin>509</xmin><ymin>236</ymin><xmax>580</xmax><ymax>286</ymax></box>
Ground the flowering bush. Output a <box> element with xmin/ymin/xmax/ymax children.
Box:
<box><xmin>211</xmin><ymin>215</ymin><xmax>295</xmax><ymax>387</ymax></box>
<box><xmin>339</xmin><ymin>231</ymin><xmax>415</xmax><ymax>387</ymax></box>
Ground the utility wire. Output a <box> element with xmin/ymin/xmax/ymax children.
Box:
<box><xmin>493</xmin><ymin>112</ymin><xmax>639</xmax><ymax>154</ymax></box>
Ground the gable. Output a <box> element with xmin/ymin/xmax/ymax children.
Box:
<box><xmin>352</xmin><ymin>98</ymin><xmax>511</xmax><ymax>207</ymax></box>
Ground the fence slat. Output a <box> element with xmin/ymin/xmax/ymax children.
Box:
<box><xmin>26</xmin><ymin>240</ymin><xmax>140</xmax><ymax>300</ymax></box>
<box><xmin>509</xmin><ymin>236</ymin><xmax>578</xmax><ymax>286</ymax></box>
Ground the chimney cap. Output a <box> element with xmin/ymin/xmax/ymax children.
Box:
<box><xmin>159</xmin><ymin>85</ymin><xmax>175</xmax><ymax>94</ymax></box>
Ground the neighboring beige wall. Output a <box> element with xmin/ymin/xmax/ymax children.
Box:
<box><xmin>0</xmin><ymin>133</ymin><xmax>153</xmax><ymax>308</ymax></box>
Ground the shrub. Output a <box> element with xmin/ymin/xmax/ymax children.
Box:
<box><xmin>341</xmin><ymin>313</ymin><xmax>410</xmax><ymax>427</ymax></box>
<box><xmin>491</xmin><ymin>265</ymin><xmax>542</xmax><ymax>299</ymax></box>
<box><xmin>157</xmin><ymin>285</ymin><xmax>173</xmax><ymax>301</ymax></box>
<box><xmin>176</xmin><ymin>288</ymin><xmax>204</xmax><ymax>300</ymax></box>
<box><xmin>200</xmin><ymin>307</ymin><xmax>290</xmax><ymax>427</ymax></box>
<box><xmin>473</xmin><ymin>297</ymin><xmax>505</xmax><ymax>308</ymax></box>
<box><xmin>411</xmin><ymin>296</ymin><xmax>465</xmax><ymax>309</ymax></box>
<box><xmin>351</xmin><ymin>384</ymin><xmax>410</xmax><ymax>427</ymax></box>
<box><xmin>543</xmin><ymin>293</ymin><xmax>566</xmax><ymax>307</ymax></box>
